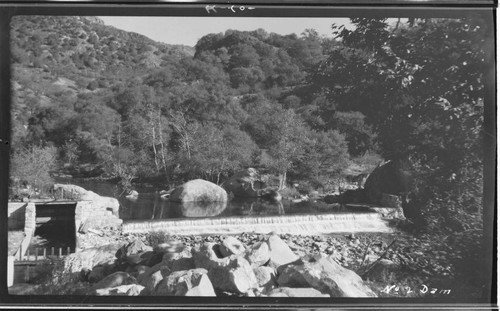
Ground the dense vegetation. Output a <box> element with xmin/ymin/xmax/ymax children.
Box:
<box><xmin>8</xmin><ymin>15</ymin><xmax>492</xmax><ymax>299</ymax></box>
<box><xmin>10</xmin><ymin>15</ymin><xmax>489</xmax><ymax>230</ymax></box>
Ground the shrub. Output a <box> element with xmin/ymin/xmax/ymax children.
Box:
<box><xmin>279</xmin><ymin>187</ymin><xmax>301</xmax><ymax>199</ymax></box>
<box><xmin>145</xmin><ymin>231</ymin><xmax>172</xmax><ymax>249</ymax></box>
<box><xmin>86</xmin><ymin>80</ymin><xmax>98</xmax><ymax>90</ymax></box>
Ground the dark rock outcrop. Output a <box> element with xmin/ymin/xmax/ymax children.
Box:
<box><xmin>364</xmin><ymin>159</ymin><xmax>413</xmax><ymax>205</ymax></box>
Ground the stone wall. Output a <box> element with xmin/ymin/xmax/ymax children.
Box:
<box><xmin>9</xmin><ymin>202</ymin><xmax>36</xmax><ymax>259</ymax></box>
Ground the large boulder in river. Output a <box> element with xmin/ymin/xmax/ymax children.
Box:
<box><xmin>363</xmin><ymin>159</ymin><xmax>413</xmax><ymax>205</ymax></box>
<box><xmin>222</xmin><ymin>168</ymin><xmax>267</xmax><ymax>198</ymax></box>
<box><xmin>169</xmin><ymin>179</ymin><xmax>227</xmax><ymax>203</ymax></box>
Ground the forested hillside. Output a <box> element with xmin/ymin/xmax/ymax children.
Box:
<box><xmin>10</xmin><ymin>16</ymin><xmax>364</xmax><ymax>190</ymax></box>
<box><xmin>10</xmin><ymin>15</ymin><xmax>490</xmax><ymax>234</ymax></box>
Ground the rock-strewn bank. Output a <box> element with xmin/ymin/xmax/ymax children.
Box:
<box><xmin>18</xmin><ymin>224</ymin><xmax>472</xmax><ymax>299</ymax></box>
<box><xmin>75</xmin><ymin>233</ymin><xmax>379</xmax><ymax>297</ymax></box>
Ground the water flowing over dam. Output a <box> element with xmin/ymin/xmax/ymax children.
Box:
<box><xmin>122</xmin><ymin>212</ymin><xmax>393</xmax><ymax>235</ymax></box>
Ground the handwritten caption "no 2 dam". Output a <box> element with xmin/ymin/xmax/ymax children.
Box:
<box><xmin>205</xmin><ymin>5</ymin><xmax>256</xmax><ymax>14</ymax></box>
<box><xmin>382</xmin><ymin>284</ymin><xmax>451</xmax><ymax>296</ymax></box>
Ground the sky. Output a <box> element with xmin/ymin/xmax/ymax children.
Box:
<box><xmin>99</xmin><ymin>17</ymin><xmax>353</xmax><ymax>47</ymax></box>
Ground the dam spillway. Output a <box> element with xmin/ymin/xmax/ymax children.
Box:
<box><xmin>121</xmin><ymin>212</ymin><xmax>393</xmax><ymax>235</ymax></box>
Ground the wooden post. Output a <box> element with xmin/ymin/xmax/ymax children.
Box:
<box><xmin>35</xmin><ymin>248</ymin><xmax>38</xmax><ymax>263</ymax></box>
<box><xmin>43</xmin><ymin>248</ymin><xmax>46</xmax><ymax>258</ymax></box>
<box><xmin>67</xmin><ymin>246</ymin><xmax>70</xmax><ymax>255</ymax></box>
<box><xmin>58</xmin><ymin>248</ymin><xmax>62</xmax><ymax>257</ymax></box>
<box><xmin>51</xmin><ymin>247</ymin><xmax>54</xmax><ymax>256</ymax></box>
<box><xmin>26</xmin><ymin>249</ymin><xmax>30</xmax><ymax>261</ymax></box>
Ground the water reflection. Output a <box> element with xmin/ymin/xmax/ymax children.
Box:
<box><xmin>54</xmin><ymin>178</ymin><xmax>344</xmax><ymax>221</ymax></box>
<box><xmin>230</xmin><ymin>199</ymin><xmax>285</xmax><ymax>216</ymax></box>
<box><xmin>119</xmin><ymin>194</ymin><xmax>289</xmax><ymax>221</ymax></box>
<box><xmin>176</xmin><ymin>201</ymin><xmax>228</xmax><ymax>218</ymax></box>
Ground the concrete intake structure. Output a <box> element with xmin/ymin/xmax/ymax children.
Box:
<box><xmin>8</xmin><ymin>200</ymin><xmax>122</xmax><ymax>258</ymax></box>
<box><xmin>122</xmin><ymin>212</ymin><xmax>393</xmax><ymax>235</ymax></box>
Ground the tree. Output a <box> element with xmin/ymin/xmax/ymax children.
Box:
<box><xmin>296</xmin><ymin>129</ymin><xmax>349</xmax><ymax>184</ymax></box>
<box><xmin>330</xmin><ymin>111</ymin><xmax>377</xmax><ymax>156</ymax></box>
<box><xmin>265</xmin><ymin>108</ymin><xmax>309</xmax><ymax>190</ymax></box>
<box><xmin>10</xmin><ymin>145</ymin><xmax>58</xmax><ymax>193</ymax></box>
<box><xmin>187</xmin><ymin>124</ymin><xmax>258</xmax><ymax>184</ymax></box>
<box><xmin>169</xmin><ymin>111</ymin><xmax>198</xmax><ymax>162</ymax></box>
<box><xmin>313</xmin><ymin>16</ymin><xmax>492</xmax><ymax>230</ymax></box>
<box><xmin>61</xmin><ymin>140</ymin><xmax>79</xmax><ymax>165</ymax></box>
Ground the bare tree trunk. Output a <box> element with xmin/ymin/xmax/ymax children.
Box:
<box><xmin>185</xmin><ymin>136</ymin><xmax>191</xmax><ymax>160</ymax></box>
<box><xmin>170</xmin><ymin>112</ymin><xmax>192</xmax><ymax>160</ymax></box>
<box><xmin>117</xmin><ymin>123</ymin><xmax>122</xmax><ymax>176</ymax></box>
<box><xmin>278</xmin><ymin>171</ymin><xmax>287</xmax><ymax>190</ymax></box>
<box><xmin>158</xmin><ymin>112</ymin><xmax>167</xmax><ymax>175</ymax></box>
<box><xmin>151</xmin><ymin>125</ymin><xmax>159</xmax><ymax>173</ymax></box>
<box><xmin>278</xmin><ymin>202</ymin><xmax>285</xmax><ymax>215</ymax></box>
<box><xmin>159</xmin><ymin>199</ymin><xmax>164</xmax><ymax>219</ymax></box>
<box><xmin>151</xmin><ymin>194</ymin><xmax>159</xmax><ymax>220</ymax></box>
<box><xmin>148</xmin><ymin>107</ymin><xmax>159</xmax><ymax>173</ymax></box>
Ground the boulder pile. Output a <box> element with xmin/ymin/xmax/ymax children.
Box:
<box><xmin>80</xmin><ymin>233</ymin><xmax>377</xmax><ymax>297</ymax></box>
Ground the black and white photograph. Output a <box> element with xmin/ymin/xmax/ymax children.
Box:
<box><xmin>3</xmin><ymin>5</ymin><xmax>496</xmax><ymax>307</ymax></box>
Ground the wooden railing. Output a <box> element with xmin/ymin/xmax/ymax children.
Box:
<box><xmin>13</xmin><ymin>246</ymin><xmax>71</xmax><ymax>284</ymax></box>
<box><xmin>15</xmin><ymin>246</ymin><xmax>72</xmax><ymax>263</ymax></box>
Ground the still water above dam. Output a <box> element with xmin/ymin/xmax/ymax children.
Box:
<box><xmin>54</xmin><ymin>178</ymin><xmax>366</xmax><ymax>221</ymax></box>
<box><xmin>50</xmin><ymin>178</ymin><xmax>393</xmax><ymax>235</ymax></box>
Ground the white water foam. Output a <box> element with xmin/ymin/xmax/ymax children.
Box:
<box><xmin>122</xmin><ymin>213</ymin><xmax>393</xmax><ymax>235</ymax></box>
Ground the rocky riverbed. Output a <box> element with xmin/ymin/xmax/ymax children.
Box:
<box><xmin>11</xmin><ymin>221</ymin><xmax>477</xmax><ymax>299</ymax></box>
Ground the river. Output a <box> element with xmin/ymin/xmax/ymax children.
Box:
<box><xmin>54</xmin><ymin>178</ymin><xmax>351</xmax><ymax>221</ymax></box>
